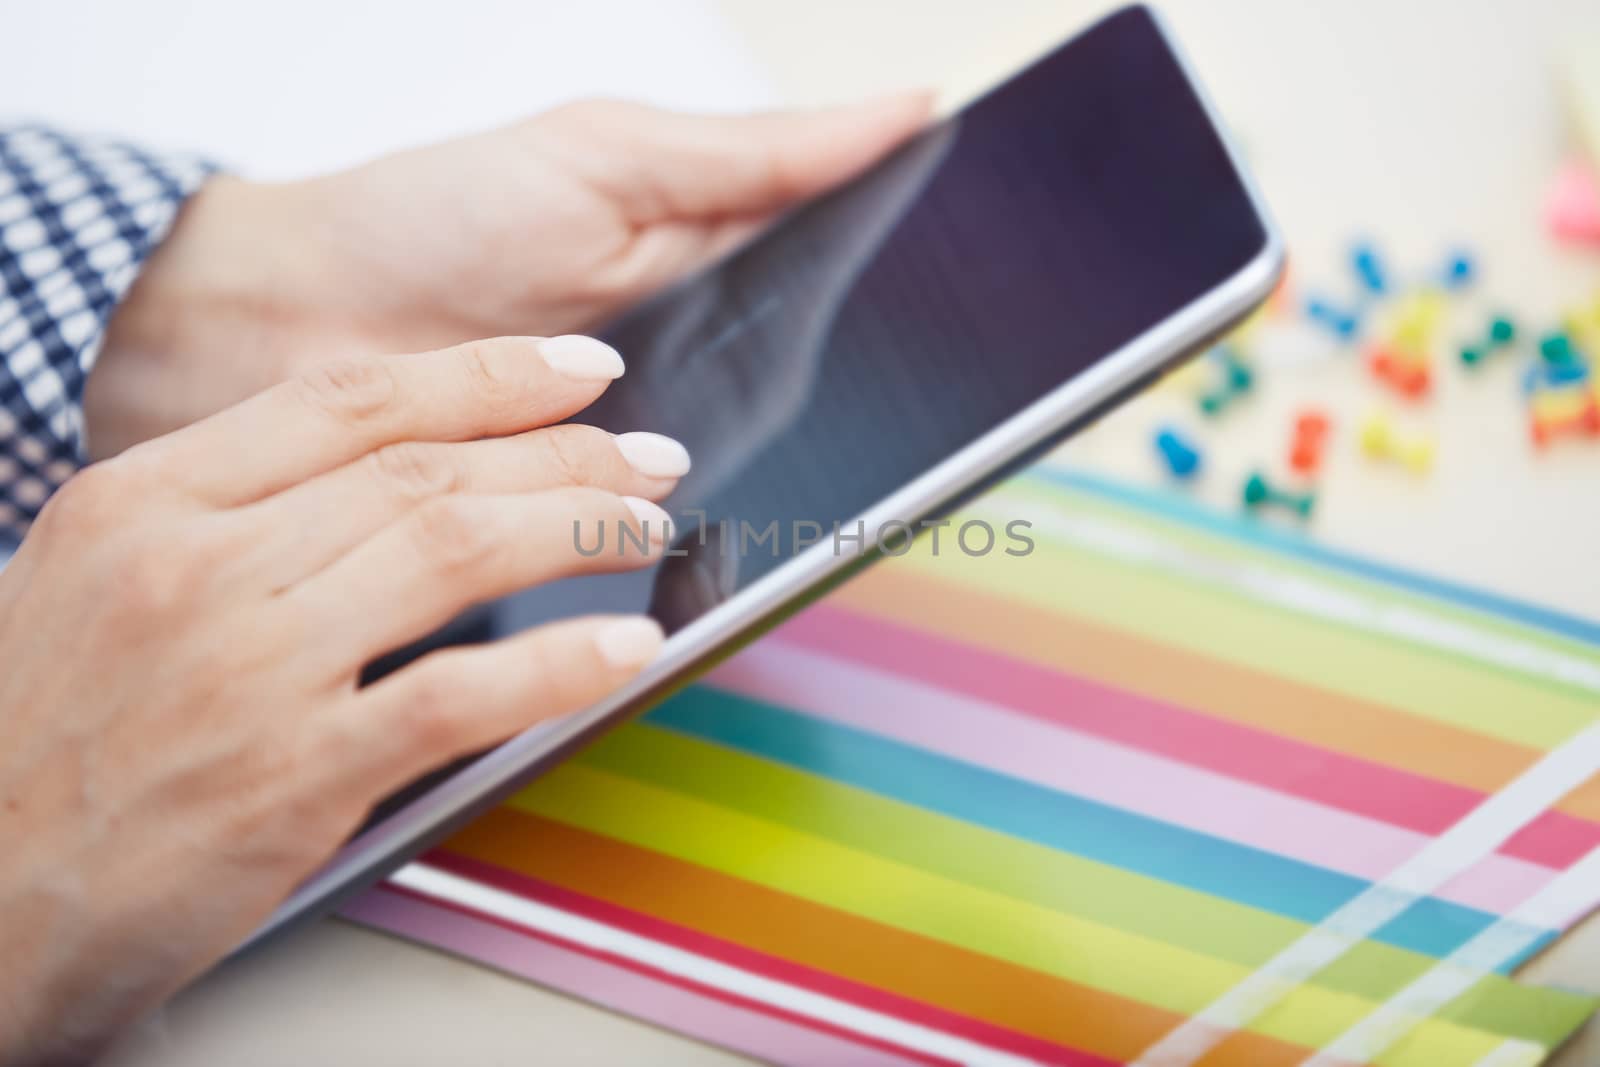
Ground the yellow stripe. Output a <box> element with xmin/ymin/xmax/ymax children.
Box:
<box><xmin>889</xmin><ymin>503</ymin><xmax>1596</xmax><ymax>750</ymax></box>
<box><xmin>511</xmin><ymin>763</ymin><xmax>1504</xmax><ymax>1064</ymax></box>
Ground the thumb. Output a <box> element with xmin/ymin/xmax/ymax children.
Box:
<box><xmin>562</xmin><ymin>92</ymin><xmax>934</xmax><ymax>223</ymax></box>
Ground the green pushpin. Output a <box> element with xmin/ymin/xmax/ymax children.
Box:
<box><xmin>1222</xmin><ymin>355</ymin><xmax>1253</xmax><ymax>391</ymax></box>
<box><xmin>1199</xmin><ymin>387</ymin><xmax>1231</xmax><ymax>415</ymax></box>
<box><xmin>1459</xmin><ymin>314</ymin><xmax>1516</xmax><ymax>367</ymax></box>
<box><xmin>1198</xmin><ymin>348</ymin><xmax>1254</xmax><ymax>416</ymax></box>
<box><xmin>1539</xmin><ymin>331</ymin><xmax>1579</xmax><ymax>366</ymax></box>
<box><xmin>1242</xmin><ymin>471</ymin><xmax>1314</xmax><ymax>520</ymax></box>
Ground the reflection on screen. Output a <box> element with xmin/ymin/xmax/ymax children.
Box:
<box><xmin>503</xmin><ymin>5</ymin><xmax>1266</xmax><ymax>636</ymax></box>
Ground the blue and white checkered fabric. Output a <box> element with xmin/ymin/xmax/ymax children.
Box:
<box><xmin>0</xmin><ymin>126</ymin><xmax>213</xmax><ymax>553</ymax></box>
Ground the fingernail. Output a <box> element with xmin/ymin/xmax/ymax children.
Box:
<box><xmin>614</xmin><ymin>432</ymin><xmax>692</xmax><ymax>479</ymax></box>
<box><xmin>594</xmin><ymin>616</ymin><xmax>665</xmax><ymax>669</ymax></box>
<box><xmin>621</xmin><ymin>496</ymin><xmax>672</xmax><ymax>545</ymax></box>
<box><xmin>539</xmin><ymin>335</ymin><xmax>625</xmax><ymax>381</ymax></box>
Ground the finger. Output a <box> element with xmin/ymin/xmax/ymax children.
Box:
<box><xmin>551</xmin><ymin>92</ymin><xmax>932</xmax><ymax>224</ymax></box>
<box><xmin>243</xmin><ymin>427</ymin><xmax>689</xmax><ymax>588</ymax></box>
<box><xmin>286</xmin><ymin>488</ymin><xmax>673</xmax><ymax>668</ymax></box>
<box><xmin>603</xmin><ymin>215</ymin><xmax>766</xmax><ymax>304</ymax></box>
<box><xmin>328</xmin><ymin>614</ymin><xmax>664</xmax><ymax>794</ymax></box>
<box><xmin>133</xmin><ymin>335</ymin><xmax>625</xmax><ymax>507</ymax></box>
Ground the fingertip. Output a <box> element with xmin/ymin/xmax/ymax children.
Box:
<box><xmin>537</xmin><ymin>335</ymin><xmax>626</xmax><ymax>382</ymax></box>
<box><xmin>776</xmin><ymin>90</ymin><xmax>932</xmax><ymax>195</ymax></box>
<box><xmin>812</xmin><ymin>89</ymin><xmax>934</xmax><ymax>141</ymax></box>
<box><xmin>620</xmin><ymin>495</ymin><xmax>674</xmax><ymax>550</ymax></box>
<box><xmin>859</xmin><ymin>88</ymin><xmax>936</xmax><ymax>128</ymax></box>
<box><xmin>614</xmin><ymin>431</ymin><xmax>692</xmax><ymax>479</ymax></box>
<box><xmin>593</xmin><ymin>615</ymin><xmax>665</xmax><ymax>670</ymax></box>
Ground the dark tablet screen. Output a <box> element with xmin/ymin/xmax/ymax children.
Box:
<box><xmin>510</xmin><ymin>5</ymin><xmax>1267</xmax><ymax>634</ymax></box>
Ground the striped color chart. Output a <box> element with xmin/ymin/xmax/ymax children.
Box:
<box><xmin>346</xmin><ymin>465</ymin><xmax>1600</xmax><ymax>1066</ymax></box>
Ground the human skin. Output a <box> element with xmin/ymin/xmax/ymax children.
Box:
<box><xmin>84</xmin><ymin>95</ymin><xmax>932</xmax><ymax>457</ymax></box>
<box><xmin>0</xmin><ymin>96</ymin><xmax>928</xmax><ymax>1064</ymax></box>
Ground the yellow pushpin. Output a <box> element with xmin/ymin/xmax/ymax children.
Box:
<box><xmin>1390</xmin><ymin>290</ymin><xmax>1447</xmax><ymax>354</ymax></box>
<box><xmin>1562</xmin><ymin>292</ymin><xmax>1600</xmax><ymax>358</ymax></box>
<box><xmin>1532</xmin><ymin>388</ymin><xmax>1591</xmax><ymax>424</ymax></box>
<box><xmin>1360</xmin><ymin>411</ymin><xmax>1435</xmax><ymax>474</ymax></box>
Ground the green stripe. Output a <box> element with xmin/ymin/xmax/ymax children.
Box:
<box><xmin>1034</xmin><ymin>465</ymin><xmax>1600</xmax><ymax>653</ymax></box>
<box><xmin>1023</xmin><ymin>476</ymin><xmax>1600</xmax><ymax>669</ymax></box>
<box><xmin>513</xmin><ymin>760</ymin><xmax>1508</xmax><ymax>1064</ymax></box>
<box><xmin>576</xmin><ymin>722</ymin><xmax>1587</xmax><ymax>1047</ymax></box>
<box><xmin>1003</xmin><ymin>476</ymin><xmax>1600</xmax><ymax>704</ymax></box>
<box><xmin>898</xmin><ymin>493</ymin><xmax>1596</xmax><ymax>750</ymax></box>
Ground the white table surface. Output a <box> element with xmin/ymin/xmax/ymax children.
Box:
<box><xmin>38</xmin><ymin>0</ymin><xmax>1594</xmax><ymax>1062</ymax></box>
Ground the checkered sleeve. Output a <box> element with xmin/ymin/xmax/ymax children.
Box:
<box><xmin>0</xmin><ymin>126</ymin><xmax>215</xmax><ymax>553</ymax></box>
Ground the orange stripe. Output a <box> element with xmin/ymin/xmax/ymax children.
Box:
<box><xmin>442</xmin><ymin>807</ymin><xmax>1310</xmax><ymax>1067</ymax></box>
<box><xmin>832</xmin><ymin>564</ymin><xmax>1600</xmax><ymax>825</ymax></box>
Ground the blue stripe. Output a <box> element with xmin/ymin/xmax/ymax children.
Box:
<box><xmin>644</xmin><ymin>688</ymin><xmax>1507</xmax><ymax>963</ymax></box>
<box><xmin>1026</xmin><ymin>466</ymin><xmax>1600</xmax><ymax>649</ymax></box>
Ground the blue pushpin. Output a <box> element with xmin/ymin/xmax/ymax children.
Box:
<box><xmin>1306</xmin><ymin>296</ymin><xmax>1362</xmax><ymax>342</ymax></box>
<box><xmin>1351</xmin><ymin>242</ymin><xmax>1388</xmax><ymax>295</ymax></box>
<box><xmin>1154</xmin><ymin>426</ymin><xmax>1202</xmax><ymax>480</ymax></box>
<box><xmin>1439</xmin><ymin>249</ymin><xmax>1475</xmax><ymax>291</ymax></box>
<box><xmin>1522</xmin><ymin>360</ymin><xmax>1591</xmax><ymax>395</ymax></box>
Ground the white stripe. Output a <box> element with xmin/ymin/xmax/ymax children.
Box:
<box><xmin>1301</xmin><ymin>845</ymin><xmax>1600</xmax><ymax>1067</ymax></box>
<box><xmin>1468</xmin><ymin>1039</ymin><xmax>1546</xmax><ymax>1067</ymax></box>
<box><xmin>1128</xmin><ymin>724</ymin><xmax>1600</xmax><ymax>1066</ymax></box>
<box><xmin>979</xmin><ymin>485</ymin><xmax>1600</xmax><ymax>696</ymax></box>
<box><xmin>390</xmin><ymin>863</ymin><xmax>1043</xmax><ymax>1067</ymax></box>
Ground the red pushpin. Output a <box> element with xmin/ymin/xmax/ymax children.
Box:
<box><xmin>1366</xmin><ymin>344</ymin><xmax>1431</xmax><ymax>399</ymax></box>
<box><xmin>1530</xmin><ymin>393</ymin><xmax>1600</xmax><ymax>448</ymax></box>
<box><xmin>1289</xmin><ymin>409</ymin><xmax>1333</xmax><ymax>475</ymax></box>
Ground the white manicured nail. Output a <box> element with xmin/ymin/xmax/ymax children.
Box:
<box><xmin>538</xmin><ymin>335</ymin><xmax>625</xmax><ymax>380</ymax></box>
<box><xmin>621</xmin><ymin>496</ymin><xmax>672</xmax><ymax>545</ymax></box>
<box><xmin>594</xmin><ymin>616</ymin><xmax>665</xmax><ymax>669</ymax></box>
<box><xmin>614</xmin><ymin>432</ymin><xmax>691</xmax><ymax>479</ymax></box>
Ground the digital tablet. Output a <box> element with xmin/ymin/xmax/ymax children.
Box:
<box><xmin>257</xmin><ymin>3</ymin><xmax>1284</xmax><ymax>941</ymax></box>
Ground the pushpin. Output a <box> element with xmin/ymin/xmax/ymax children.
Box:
<box><xmin>1523</xmin><ymin>360</ymin><xmax>1591</xmax><ymax>394</ymax></box>
<box><xmin>1460</xmin><ymin>314</ymin><xmax>1517</xmax><ymax>367</ymax></box>
<box><xmin>1306</xmin><ymin>296</ymin><xmax>1362</xmax><ymax>343</ymax></box>
<box><xmin>1198</xmin><ymin>346</ymin><xmax>1254</xmax><ymax>416</ymax></box>
<box><xmin>1390</xmin><ymin>291</ymin><xmax>1446</xmax><ymax>352</ymax></box>
<box><xmin>1438</xmin><ymin>249</ymin><xmax>1475</xmax><ymax>291</ymax></box>
<box><xmin>1529</xmin><ymin>385</ymin><xmax>1600</xmax><ymax>448</ymax></box>
<box><xmin>1531</xmin><ymin>388</ymin><xmax>1591</xmax><ymax>423</ymax></box>
<box><xmin>1564</xmin><ymin>294</ymin><xmax>1600</xmax><ymax>356</ymax></box>
<box><xmin>1546</xmin><ymin>164</ymin><xmax>1600</xmax><ymax>246</ymax></box>
<box><xmin>1351</xmin><ymin>241</ymin><xmax>1388</xmax><ymax>295</ymax></box>
<box><xmin>1242</xmin><ymin>471</ymin><xmax>1314</xmax><ymax>519</ymax></box>
<box><xmin>1288</xmin><ymin>409</ymin><xmax>1332</xmax><ymax>476</ymax></box>
<box><xmin>1366</xmin><ymin>343</ymin><xmax>1431</xmax><ymax>399</ymax></box>
<box><xmin>1539</xmin><ymin>331</ymin><xmax>1582</xmax><ymax>367</ymax></box>
<box><xmin>1154</xmin><ymin>426</ymin><xmax>1202</xmax><ymax>480</ymax></box>
<box><xmin>1360</xmin><ymin>411</ymin><xmax>1435</xmax><ymax>473</ymax></box>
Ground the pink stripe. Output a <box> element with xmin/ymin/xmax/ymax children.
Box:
<box><xmin>773</xmin><ymin>605</ymin><xmax>1600</xmax><ymax>870</ymax></box>
<box><xmin>342</xmin><ymin>886</ymin><xmax>950</xmax><ymax>1067</ymax></box>
<box><xmin>703</xmin><ymin>641</ymin><xmax>1552</xmax><ymax>916</ymax></box>
<box><xmin>422</xmin><ymin>852</ymin><xmax>1120</xmax><ymax>1067</ymax></box>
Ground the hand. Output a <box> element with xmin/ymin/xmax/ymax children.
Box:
<box><xmin>85</xmin><ymin>95</ymin><xmax>930</xmax><ymax>456</ymax></box>
<box><xmin>0</xmin><ymin>335</ymin><xmax>687</xmax><ymax>1062</ymax></box>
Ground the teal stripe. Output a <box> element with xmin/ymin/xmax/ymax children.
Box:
<box><xmin>645</xmin><ymin>687</ymin><xmax>1516</xmax><ymax>964</ymax></box>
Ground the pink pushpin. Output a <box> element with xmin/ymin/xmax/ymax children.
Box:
<box><xmin>1547</xmin><ymin>162</ymin><xmax>1600</xmax><ymax>246</ymax></box>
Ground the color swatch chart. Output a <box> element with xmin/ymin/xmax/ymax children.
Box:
<box><xmin>344</xmin><ymin>465</ymin><xmax>1600</xmax><ymax>1067</ymax></box>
